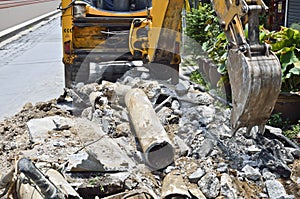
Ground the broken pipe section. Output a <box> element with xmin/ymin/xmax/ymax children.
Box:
<box><xmin>161</xmin><ymin>170</ymin><xmax>191</xmax><ymax>199</ymax></box>
<box><xmin>17</xmin><ymin>158</ymin><xmax>65</xmax><ymax>199</ymax></box>
<box><xmin>125</xmin><ymin>88</ymin><xmax>175</xmax><ymax>169</ymax></box>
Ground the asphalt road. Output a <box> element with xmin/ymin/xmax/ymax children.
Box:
<box><xmin>0</xmin><ymin>15</ymin><xmax>64</xmax><ymax>121</ymax></box>
<box><xmin>0</xmin><ymin>0</ymin><xmax>60</xmax><ymax>31</ymax></box>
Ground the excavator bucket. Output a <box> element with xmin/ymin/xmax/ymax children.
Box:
<box><xmin>227</xmin><ymin>49</ymin><xmax>282</xmax><ymax>131</ymax></box>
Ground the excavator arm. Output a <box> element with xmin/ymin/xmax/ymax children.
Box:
<box><xmin>211</xmin><ymin>0</ymin><xmax>282</xmax><ymax>134</ymax></box>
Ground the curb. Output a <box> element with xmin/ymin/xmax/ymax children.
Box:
<box><xmin>0</xmin><ymin>9</ymin><xmax>60</xmax><ymax>42</ymax></box>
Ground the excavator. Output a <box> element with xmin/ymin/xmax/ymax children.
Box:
<box><xmin>0</xmin><ymin>2</ymin><xmax>283</xmax><ymax>198</ymax></box>
<box><xmin>60</xmin><ymin>0</ymin><xmax>282</xmax><ymax>134</ymax></box>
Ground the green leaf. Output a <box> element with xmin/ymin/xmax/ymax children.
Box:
<box><xmin>286</xmin><ymin>28</ymin><xmax>296</xmax><ymax>39</ymax></box>
<box><xmin>217</xmin><ymin>63</ymin><xmax>227</xmax><ymax>74</ymax></box>
<box><xmin>289</xmin><ymin>67</ymin><xmax>300</xmax><ymax>75</ymax></box>
<box><xmin>294</xmin><ymin>61</ymin><xmax>300</xmax><ymax>68</ymax></box>
<box><xmin>280</xmin><ymin>50</ymin><xmax>299</xmax><ymax>69</ymax></box>
<box><xmin>271</xmin><ymin>39</ymin><xmax>294</xmax><ymax>51</ymax></box>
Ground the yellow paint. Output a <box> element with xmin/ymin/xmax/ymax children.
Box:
<box><xmin>147</xmin><ymin>0</ymin><xmax>184</xmax><ymax>63</ymax></box>
<box><xmin>61</xmin><ymin>0</ymin><xmax>75</xmax><ymax>64</ymax></box>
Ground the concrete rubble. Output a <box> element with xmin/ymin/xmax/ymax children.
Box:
<box><xmin>0</xmin><ymin>66</ymin><xmax>299</xmax><ymax>198</ymax></box>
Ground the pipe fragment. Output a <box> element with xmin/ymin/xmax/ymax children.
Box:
<box><xmin>17</xmin><ymin>158</ymin><xmax>65</xmax><ymax>199</ymax></box>
<box><xmin>125</xmin><ymin>88</ymin><xmax>174</xmax><ymax>169</ymax></box>
<box><xmin>161</xmin><ymin>170</ymin><xmax>191</xmax><ymax>199</ymax></box>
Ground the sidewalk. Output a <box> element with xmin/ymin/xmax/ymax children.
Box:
<box><xmin>0</xmin><ymin>10</ymin><xmax>60</xmax><ymax>43</ymax></box>
<box><xmin>0</xmin><ymin>0</ymin><xmax>60</xmax><ymax>32</ymax></box>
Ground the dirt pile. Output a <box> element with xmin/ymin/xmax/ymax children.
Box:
<box><xmin>0</xmin><ymin>100</ymin><xmax>70</xmax><ymax>174</ymax></box>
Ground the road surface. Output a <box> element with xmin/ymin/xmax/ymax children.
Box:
<box><xmin>0</xmin><ymin>15</ymin><xmax>64</xmax><ymax>121</ymax></box>
<box><xmin>0</xmin><ymin>0</ymin><xmax>60</xmax><ymax>31</ymax></box>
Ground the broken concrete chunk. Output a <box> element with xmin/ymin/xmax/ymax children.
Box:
<box><xmin>241</xmin><ymin>165</ymin><xmax>261</xmax><ymax>181</ymax></box>
<box><xmin>265</xmin><ymin>125</ymin><xmax>283</xmax><ymax>135</ymax></box>
<box><xmin>188</xmin><ymin>168</ymin><xmax>205</xmax><ymax>183</ymax></box>
<box><xmin>74</xmin><ymin>118</ymin><xmax>135</xmax><ymax>171</ymax></box>
<box><xmin>265</xmin><ymin>180</ymin><xmax>288</xmax><ymax>199</ymax></box>
<box><xmin>286</xmin><ymin>147</ymin><xmax>300</xmax><ymax>159</ymax></box>
<box><xmin>171</xmin><ymin>99</ymin><xmax>180</xmax><ymax>110</ymax></box>
<box><xmin>262</xmin><ymin>169</ymin><xmax>276</xmax><ymax>180</ymax></box>
<box><xmin>220</xmin><ymin>173</ymin><xmax>238</xmax><ymax>199</ymax></box>
<box><xmin>89</xmin><ymin>91</ymin><xmax>102</xmax><ymax>108</ymax></box>
<box><xmin>100</xmin><ymin>81</ymin><xmax>132</xmax><ymax>105</ymax></box>
<box><xmin>67</xmin><ymin>151</ymin><xmax>105</xmax><ymax>172</ymax></box>
<box><xmin>161</xmin><ymin>170</ymin><xmax>191</xmax><ymax>199</ymax></box>
<box><xmin>173</xmin><ymin>135</ymin><xmax>190</xmax><ymax>157</ymax></box>
<box><xmin>164</xmin><ymin>165</ymin><xmax>176</xmax><ymax>174</ymax></box>
<box><xmin>186</xmin><ymin>90</ymin><xmax>214</xmax><ymax>105</ymax></box>
<box><xmin>216</xmin><ymin>162</ymin><xmax>228</xmax><ymax>173</ymax></box>
<box><xmin>198</xmin><ymin>171</ymin><xmax>220</xmax><ymax>199</ymax></box>
<box><xmin>175</xmin><ymin>81</ymin><xmax>190</xmax><ymax>96</ymax></box>
<box><xmin>27</xmin><ymin>116</ymin><xmax>74</xmax><ymax>143</ymax></box>
<box><xmin>140</xmin><ymin>81</ymin><xmax>161</xmax><ymax>99</ymax></box>
<box><xmin>52</xmin><ymin>117</ymin><xmax>71</xmax><ymax>130</ymax></box>
<box><xmin>157</xmin><ymin>107</ymin><xmax>173</xmax><ymax>125</ymax></box>
<box><xmin>81</xmin><ymin>107</ymin><xmax>93</xmax><ymax>120</ymax></box>
<box><xmin>196</xmin><ymin>139</ymin><xmax>215</xmax><ymax>158</ymax></box>
<box><xmin>53</xmin><ymin>141</ymin><xmax>66</xmax><ymax>147</ymax></box>
<box><xmin>196</xmin><ymin>105</ymin><xmax>215</xmax><ymax>125</ymax></box>
<box><xmin>187</xmin><ymin>183</ymin><xmax>206</xmax><ymax>199</ymax></box>
<box><xmin>257</xmin><ymin>149</ymin><xmax>292</xmax><ymax>178</ymax></box>
<box><xmin>76</xmin><ymin>172</ymin><xmax>131</xmax><ymax>197</ymax></box>
<box><xmin>114</xmin><ymin>122</ymin><xmax>130</xmax><ymax>138</ymax></box>
<box><xmin>246</xmin><ymin>145</ymin><xmax>262</xmax><ymax>154</ymax></box>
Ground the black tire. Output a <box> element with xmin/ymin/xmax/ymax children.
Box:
<box><xmin>64</xmin><ymin>64</ymin><xmax>72</xmax><ymax>88</ymax></box>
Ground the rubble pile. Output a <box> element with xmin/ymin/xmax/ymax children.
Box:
<box><xmin>0</xmin><ymin>100</ymin><xmax>70</xmax><ymax>174</ymax></box>
<box><xmin>0</xmin><ymin>67</ymin><xmax>300</xmax><ymax>198</ymax></box>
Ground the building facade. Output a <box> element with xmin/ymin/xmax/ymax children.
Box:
<box><xmin>285</xmin><ymin>0</ymin><xmax>300</xmax><ymax>27</ymax></box>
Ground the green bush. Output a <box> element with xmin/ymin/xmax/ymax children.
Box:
<box><xmin>261</xmin><ymin>26</ymin><xmax>300</xmax><ymax>91</ymax></box>
<box><xmin>185</xmin><ymin>3</ymin><xmax>227</xmax><ymax>72</ymax></box>
<box><xmin>185</xmin><ymin>4</ymin><xmax>219</xmax><ymax>44</ymax></box>
<box><xmin>284</xmin><ymin>123</ymin><xmax>300</xmax><ymax>142</ymax></box>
